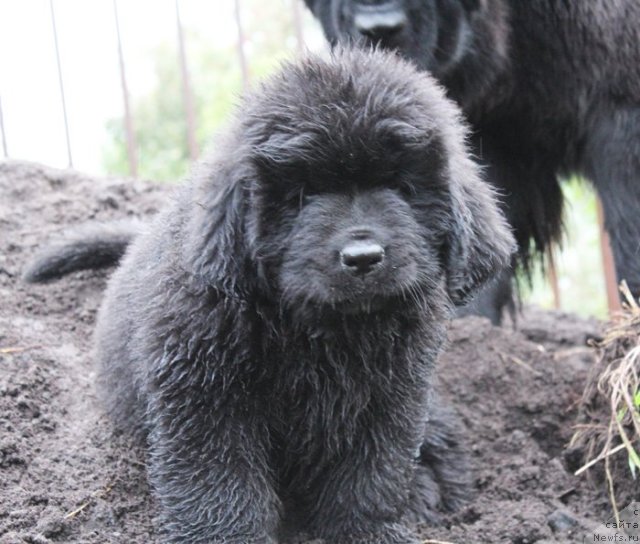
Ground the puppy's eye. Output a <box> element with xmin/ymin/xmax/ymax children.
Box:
<box><xmin>294</xmin><ymin>187</ymin><xmax>313</xmax><ymax>210</ymax></box>
<box><xmin>298</xmin><ymin>187</ymin><xmax>321</xmax><ymax>208</ymax></box>
<box><xmin>398</xmin><ymin>178</ymin><xmax>419</xmax><ymax>197</ymax></box>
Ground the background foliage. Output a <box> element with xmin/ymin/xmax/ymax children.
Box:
<box><xmin>103</xmin><ymin>0</ymin><xmax>314</xmax><ymax>182</ymax></box>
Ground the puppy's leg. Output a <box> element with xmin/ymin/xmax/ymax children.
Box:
<box><xmin>406</xmin><ymin>397</ymin><xmax>471</xmax><ymax>525</ymax></box>
<box><xmin>147</xmin><ymin>395</ymin><xmax>280</xmax><ymax>544</ymax></box>
<box><xmin>300</xmin><ymin>417</ymin><xmax>426</xmax><ymax>544</ymax></box>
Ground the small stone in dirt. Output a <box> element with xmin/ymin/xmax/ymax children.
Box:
<box><xmin>547</xmin><ymin>508</ymin><xmax>579</xmax><ymax>533</ymax></box>
<box><xmin>24</xmin><ymin>535</ymin><xmax>51</xmax><ymax>544</ymax></box>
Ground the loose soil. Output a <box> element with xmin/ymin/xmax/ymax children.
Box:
<box><xmin>0</xmin><ymin>161</ymin><xmax>625</xmax><ymax>543</ymax></box>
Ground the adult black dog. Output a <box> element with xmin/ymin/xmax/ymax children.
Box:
<box><xmin>303</xmin><ymin>0</ymin><xmax>640</xmax><ymax>322</ymax></box>
<box><xmin>25</xmin><ymin>49</ymin><xmax>514</xmax><ymax>542</ymax></box>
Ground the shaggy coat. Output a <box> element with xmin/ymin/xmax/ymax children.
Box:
<box><xmin>304</xmin><ymin>0</ymin><xmax>640</xmax><ymax>322</ymax></box>
<box><xmin>28</xmin><ymin>49</ymin><xmax>515</xmax><ymax>543</ymax></box>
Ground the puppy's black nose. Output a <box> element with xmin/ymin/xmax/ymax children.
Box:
<box><xmin>353</xmin><ymin>4</ymin><xmax>407</xmax><ymax>40</ymax></box>
<box><xmin>340</xmin><ymin>241</ymin><xmax>385</xmax><ymax>275</ymax></box>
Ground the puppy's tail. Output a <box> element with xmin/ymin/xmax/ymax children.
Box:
<box><xmin>23</xmin><ymin>219</ymin><xmax>143</xmax><ymax>283</ymax></box>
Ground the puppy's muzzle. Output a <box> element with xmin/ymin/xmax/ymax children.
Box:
<box><xmin>340</xmin><ymin>240</ymin><xmax>385</xmax><ymax>276</ymax></box>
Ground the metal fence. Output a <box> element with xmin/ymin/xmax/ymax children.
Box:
<box><xmin>0</xmin><ymin>0</ymin><xmax>621</xmax><ymax>316</ymax></box>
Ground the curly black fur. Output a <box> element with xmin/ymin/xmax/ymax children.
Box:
<box><xmin>29</xmin><ymin>49</ymin><xmax>515</xmax><ymax>542</ymax></box>
<box><xmin>23</xmin><ymin>219</ymin><xmax>141</xmax><ymax>283</ymax></box>
<box><xmin>304</xmin><ymin>0</ymin><xmax>640</xmax><ymax>321</ymax></box>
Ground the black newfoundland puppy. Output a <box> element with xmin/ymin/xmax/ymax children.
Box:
<box><xmin>303</xmin><ymin>0</ymin><xmax>640</xmax><ymax>322</ymax></box>
<box><xmin>26</xmin><ymin>49</ymin><xmax>514</xmax><ymax>542</ymax></box>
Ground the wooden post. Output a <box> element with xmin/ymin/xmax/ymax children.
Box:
<box><xmin>596</xmin><ymin>197</ymin><xmax>622</xmax><ymax>314</ymax></box>
<box><xmin>234</xmin><ymin>0</ymin><xmax>250</xmax><ymax>91</ymax></box>
<box><xmin>547</xmin><ymin>248</ymin><xmax>561</xmax><ymax>310</ymax></box>
<box><xmin>113</xmin><ymin>0</ymin><xmax>138</xmax><ymax>178</ymax></box>
<box><xmin>175</xmin><ymin>0</ymin><xmax>198</xmax><ymax>161</ymax></box>
<box><xmin>49</xmin><ymin>0</ymin><xmax>73</xmax><ymax>168</ymax></box>
<box><xmin>292</xmin><ymin>0</ymin><xmax>305</xmax><ymax>52</ymax></box>
<box><xmin>0</xmin><ymin>95</ymin><xmax>7</xmax><ymax>158</ymax></box>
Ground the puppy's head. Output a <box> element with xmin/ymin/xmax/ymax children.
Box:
<box><xmin>303</xmin><ymin>0</ymin><xmax>509</xmax><ymax>105</ymax></box>
<box><xmin>195</xmin><ymin>48</ymin><xmax>514</xmax><ymax>320</ymax></box>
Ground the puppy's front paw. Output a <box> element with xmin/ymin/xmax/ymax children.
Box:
<box><xmin>332</xmin><ymin>523</ymin><xmax>421</xmax><ymax>544</ymax></box>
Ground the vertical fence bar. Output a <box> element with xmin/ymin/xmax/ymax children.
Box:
<box><xmin>175</xmin><ymin>0</ymin><xmax>198</xmax><ymax>161</ymax></box>
<box><xmin>113</xmin><ymin>0</ymin><xmax>138</xmax><ymax>178</ymax></box>
<box><xmin>596</xmin><ymin>198</ymin><xmax>622</xmax><ymax>314</ymax></box>
<box><xmin>49</xmin><ymin>0</ymin><xmax>73</xmax><ymax>168</ymax></box>
<box><xmin>547</xmin><ymin>248</ymin><xmax>561</xmax><ymax>310</ymax></box>
<box><xmin>292</xmin><ymin>0</ymin><xmax>305</xmax><ymax>52</ymax></box>
<box><xmin>234</xmin><ymin>0</ymin><xmax>250</xmax><ymax>90</ymax></box>
<box><xmin>0</xmin><ymin>96</ymin><xmax>8</xmax><ymax>158</ymax></box>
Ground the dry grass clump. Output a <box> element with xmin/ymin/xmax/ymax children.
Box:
<box><xmin>571</xmin><ymin>282</ymin><xmax>640</xmax><ymax>520</ymax></box>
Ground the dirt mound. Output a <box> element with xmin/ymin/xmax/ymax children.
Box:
<box><xmin>0</xmin><ymin>161</ymin><xmax>619</xmax><ymax>543</ymax></box>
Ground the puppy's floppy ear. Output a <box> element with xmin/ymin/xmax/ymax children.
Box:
<box><xmin>443</xmin><ymin>160</ymin><xmax>515</xmax><ymax>306</ymax></box>
<box><xmin>183</xmin><ymin>157</ymin><xmax>254</xmax><ymax>291</ymax></box>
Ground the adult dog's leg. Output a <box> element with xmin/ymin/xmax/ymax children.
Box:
<box><xmin>456</xmin><ymin>266</ymin><xmax>515</xmax><ymax>325</ymax></box>
<box><xmin>583</xmin><ymin>107</ymin><xmax>640</xmax><ymax>298</ymax></box>
<box><xmin>459</xmin><ymin>134</ymin><xmax>563</xmax><ymax>324</ymax></box>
